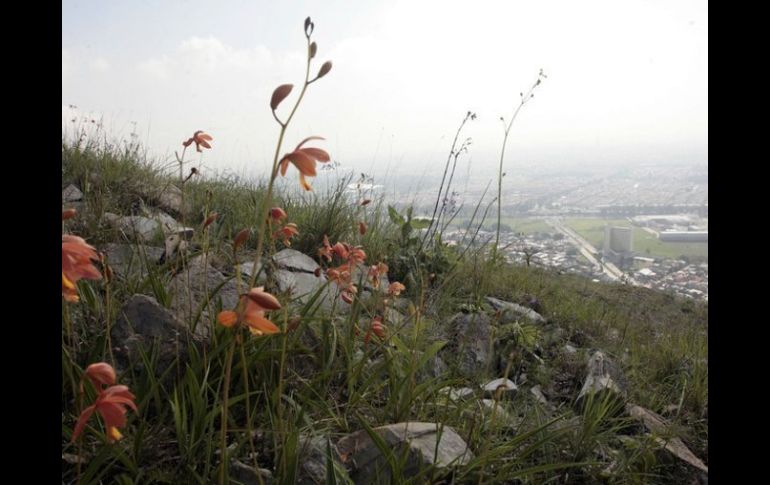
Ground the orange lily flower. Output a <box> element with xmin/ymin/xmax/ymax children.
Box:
<box><xmin>203</xmin><ymin>212</ymin><xmax>218</xmax><ymax>229</ymax></box>
<box><xmin>270</xmin><ymin>207</ymin><xmax>288</xmax><ymax>222</ymax></box>
<box><xmin>85</xmin><ymin>362</ymin><xmax>116</xmax><ymax>388</ymax></box>
<box><xmin>234</xmin><ymin>228</ymin><xmax>251</xmax><ymax>250</ymax></box>
<box><xmin>62</xmin><ymin>208</ymin><xmax>77</xmax><ymax>220</ymax></box>
<box><xmin>278</xmin><ymin>136</ymin><xmax>330</xmax><ymax>191</ymax></box>
<box><xmin>62</xmin><ymin>235</ymin><xmax>102</xmax><ymax>302</ymax></box>
<box><xmin>182</xmin><ymin>130</ymin><xmax>213</xmax><ymax>152</ymax></box>
<box><xmin>273</xmin><ymin>222</ymin><xmax>299</xmax><ymax>247</ymax></box>
<box><xmin>217</xmin><ymin>287</ymin><xmax>281</xmax><ymax>336</ymax></box>
<box><xmin>388</xmin><ymin>282</ymin><xmax>406</xmax><ymax>297</ymax></box>
<box><xmin>72</xmin><ymin>363</ymin><xmax>137</xmax><ymax>443</ymax></box>
<box><xmin>318</xmin><ymin>235</ymin><xmax>333</xmax><ymax>262</ymax></box>
<box><xmin>364</xmin><ymin>316</ymin><xmax>386</xmax><ymax>344</ymax></box>
<box><xmin>368</xmin><ymin>262</ymin><xmax>389</xmax><ymax>289</ymax></box>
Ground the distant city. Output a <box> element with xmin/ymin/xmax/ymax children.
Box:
<box><xmin>336</xmin><ymin>161</ymin><xmax>708</xmax><ymax>302</ymax></box>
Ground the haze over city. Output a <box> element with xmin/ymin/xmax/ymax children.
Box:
<box><xmin>63</xmin><ymin>0</ymin><xmax>707</xmax><ymax>181</ymax></box>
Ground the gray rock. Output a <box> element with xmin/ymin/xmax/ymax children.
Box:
<box><xmin>273</xmin><ymin>269</ymin><xmax>330</xmax><ymax>306</ymax></box>
<box><xmin>230</xmin><ymin>460</ymin><xmax>273</xmax><ymax>485</ymax></box>
<box><xmin>483</xmin><ymin>378</ymin><xmax>518</xmax><ymax>397</ymax></box>
<box><xmin>564</xmin><ymin>344</ymin><xmax>578</xmax><ymax>354</ymax></box>
<box><xmin>440</xmin><ymin>312</ymin><xmax>494</xmax><ymax>379</ymax></box>
<box><xmin>296</xmin><ymin>434</ymin><xmax>345</xmax><ymax>485</ymax></box>
<box><xmin>101</xmin><ymin>243</ymin><xmax>164</xmax><ymax>278</ymax></box>
<box><xmin>111</xmin><ymin>294</ymin><xmax>202</xmax><ymax>378</ymax></box>
<box><xmin>169</xmin><ymin>256</ymin><xmax>243</xmax><ymax>335</ymax></box>
<box><xmin>102</xmin><ymin>211</ymin><xmax>194</xmax><ymax>242</ymax></box>
<box><xmin>626</xmin><ymin>403</ymin><xmax>708</xmax><ymax>473</ymax></box>
<box><xmin>441</xmin><ymin>387</ymin><xmax>476</xmax><ymax>401</ymax></box>
<box><xmin>156</xmin><ymin>184</ymin><xmax>185</xmax><ymax>214</ymax></box>
<box><xmin>479</xmin><ymin>400</ymin><xmax>517</xmax><ymax>425</ymax></box>
<box><xmin>486</xmin><ymin>296</ymin><xmax>546</xmax><ymax>324</ymax></box>
<box><xmin>577</xmin><ymin>351</ymin><xmax>628</xmax><ymax>403</ymax></box>
<box><xmin>62</xmin><ymin>184</ymin><xmax>83</xmax><ymax>202</ymax></box>
<box><xmin>238</xmin><ymin>262</ymin><xmax>266</xmax><ymax>284</ymax></box>
<box><xmin>336</xmin><ymin>422</ymin><xmax>473</xmax><ymax>483</ymax></box>
<box><xmin>530</xmin><ymin>385</ymin><xmax>551</xmax><ymax>408</ymax></box>
<box><xmin>273</xmin><ymin>249</ymin><xmax>319</xmax><ymax>273</ymax></box>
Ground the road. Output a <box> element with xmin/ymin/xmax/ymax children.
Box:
<box><xmin>545</xmin><ymin>217</ymin><xmax>636</xmax><ymax>284</ymax></box>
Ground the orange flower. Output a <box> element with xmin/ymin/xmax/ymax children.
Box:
<box><xmin>72</xmin><ymin>384</ymin><xmax>137</xmax><ymax>443</ymax></box>
<box><xmin>270</xmin><ymin>207</ymin><xmax>288</xmax><ymax>222</ymax></box>
<box><xmin>234</xmin><ymin>228</ymin><xmax>251</xmax><ymax>250</ymax></box>
<box><xmin>388</xmin><ymin>282</ymin><xmax>406</xmax><ymax>297</ymax></box>
<box><xmin>182</xmin><ymin>130</ymin><xmax>213</xmax><ymax>152</ymax></box>
<box><xmin>318</xmin><ymin>235</ymin><xmax>333</xmax><ymax>262</ymax></box>
<box><xmin>62</xmin><ymin>208</ymin><xmax>77</xmax><ymax>220</ymax></box>
<box><xmin>85</xmin><ymin>362</ymin><xmax>116</xmax><ymax>388</ymax></box>
<box><xmin>364</xmin><ymin>316</ymin><xmax>386</xmax><ymax>344</ymax></box>
<box><xmin>273</xmin><ymin>222</ymin><xmax>299</xmax><ymax>247</ymax></box>
<box><xmin>368</xmin><ymin>262</ymin><xmax>389</xmax><ymax>289</ymax></box>
<box><xmin>203</xmin><ymin>212</ymin><xmax>218</xmax><ymax>229</ymax></box>
<box><xmin>62</xmin><ymin>235</ymin><xmax>102</xmax><ymax>302</ymax></box>
<box><xmin>216</xmin><ymin>287</ymin><xmax>281</xmax><ymax>336</ymax></box>
<box><xmin>358</xmin><ymin>221</ymin><xmax>367</xmax><ymax>235</ymax></box>
<box><xmin>278</xmin><ymin>136</ymin><xmax>330</xmax><ymax>191</ymax></box>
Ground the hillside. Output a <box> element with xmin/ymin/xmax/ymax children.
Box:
<box><xmin>61</xmin><ymin>139</ymin><xmax>707</xmax><ymax>484</ymax></box>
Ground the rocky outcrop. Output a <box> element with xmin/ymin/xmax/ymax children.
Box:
<box><xmin>336</xmin><ymin>422</ymin><xmax>473</xmax><ymax>483</ymax></box>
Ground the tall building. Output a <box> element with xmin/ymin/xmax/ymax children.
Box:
<box><xmin>603</xmin><ymin>226</ymin><xmax>634</xmax><ymax>268</ymax></box>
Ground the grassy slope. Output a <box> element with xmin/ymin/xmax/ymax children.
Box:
<box><xmin>62</xmin><ymin>142</ymin><xmax>708</xmax><ymax>484</ymax></box>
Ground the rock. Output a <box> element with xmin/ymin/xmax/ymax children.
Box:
<box><xmin>564</xmin><ymin>344</ymin><xmax>578</xmax><ymax>354</ymax></box>
<box><xmin>230</xmin><ymin>460</ymin><xmax>273</xmax><ymax>485</ymax></box>
<box><xmin>626</xmin><ymin>403</ymin><xmax>708</xmax><ymax>473</ymax></box>
<box><xmin>273</xmin><ymin>269</ymin><xmax>330</xmax><ymax>306</ymax></box>
<box><xmin>482</xmin><ymin>378</ymin><xmax>518</xmax><ymax>398</ymax></box>
<box><xmin>102</xmin><ymin>211</ymin><xmax>194</xmax><ymax>242</ymax></box>
<box><xmin>479</xmin><ymin>400</ymin><xmax>517</xmax><ymax>426</ymax></box>
<box><xmin>336</xmin><ymin>422</ymin><xmax>473</xmax><ymax>482</ymax></box>
<box><xmin>156</xmin><ymin>184</ymin><xmax>185</xmax><ymax>214</ymax></box>
<box><xmin>238</xmin><ymin>262</ymin><xmax>266</xmax><ymax>283</ymax></box>
<box><xmin>485</xmin><ymin>296</ymin><xmax>546</xmax><ymax>324</ymax></box>
<box><xmin>101</xmin><ymin>243</ymin><xmax>164</xmax><ymax>278</ymax></box>
<box><xmin>111</xmin><ymin>294</ymin><xmax>203</xmax><ymax>377</ymax></box>
<box><xmin>441</xmin><ymin>387</ymin><xmax>476</xmax><ymax>401</ymax></box>
<box><xmin>62</xmin><ymin>184</ymin><xmax>83</xmax><ymax>202</ymax></box>
<box><xmin>530</xmin><ymin>385</ymin><xmax>552</xmax><ymax>408</ymax></box>
<box><xmin>169</xmin><ymin>256</ymin><xmax>242</xmax><ymax>335</ymax></box>
<box><xmin>273</xmin><ymin>249</ymin><xmax>319</xmax><ymax>273</ymax></box>
<box><xmin>296</xmin><ymin>435</ymin><xmax>345</xmax><ymax>485</ymax></box>
<box><xmin>577</xmin><ymin>351</ymin><xmax>628</xmax><ymax>403</ymax></box>
<box><xmin>440</xmin><ymin>312</ymin><xmax>494</xmax><ymax>379</ymax></box>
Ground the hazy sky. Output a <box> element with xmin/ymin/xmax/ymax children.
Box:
<box><xmin>62</xmin><ymin>0</ymin><xmax>707</xmax><ymax>180</ymax></box>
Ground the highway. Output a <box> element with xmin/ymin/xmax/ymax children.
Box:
<box><xmin>544</xmin><ymin>217</ymin><xmax>637</xmax><ymax>284</ymax></box>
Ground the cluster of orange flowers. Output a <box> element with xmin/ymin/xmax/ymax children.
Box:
<box><xmin>318</xmin><ymin>236</ymin><xmax>368</xmax><ymax>304</ymax></box>
<box><xmin>270</xmin><ymin>207</ymin><xmax>299</xmax><ymax>247</ymax></box>
<box><xmin>62</xmin><ymin>210</ymin><xmax>104</xmax><ymax>302</ymax></box>
<box><xmin>72</xmin><ymin>362</ymin><xmax>137</xmax><ymax>443</ymax></box>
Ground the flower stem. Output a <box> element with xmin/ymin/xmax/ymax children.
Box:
<box><xmin>219</xmin><ymin>337</ymin><xmax>236</xmax><ymax>485</ymax></box>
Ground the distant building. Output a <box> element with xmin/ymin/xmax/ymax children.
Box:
<box><xmin>658</xmin><ymin>231</ymin><xmax>708</xmax><ymax>242</ymax></box>
<box><xmin>603</xmin><ymin>226</ymin><xmax>634</xmax><ymax>268</ymax></box>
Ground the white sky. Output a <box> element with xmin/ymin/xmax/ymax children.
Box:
<box><xmin>62</xmin><ymin>0</ymin><xmax>707</xmax><ymax>179</ymax></box>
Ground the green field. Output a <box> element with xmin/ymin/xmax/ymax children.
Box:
<box><xmin>452</xmin><ymin>217</ymin><xmax>552</xmax><ymax>235</ymax></box>
<box><xmin>564</xmin><ymin>218</ymin><xmax>708</xmax><ymax>262</ymax></box>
